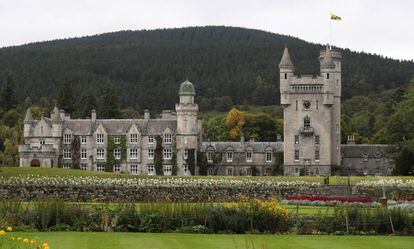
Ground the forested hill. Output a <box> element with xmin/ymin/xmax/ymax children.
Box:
<box><xmin>0</xmin><ymin>26</ymin><xmax>413</xmax><ymax>112</ymax></box>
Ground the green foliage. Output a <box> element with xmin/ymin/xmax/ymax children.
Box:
<box><xmin>0</xmin><ymin>26</ymin><xmax>412</xmax><ymax>113</ymax></box>
<box><xmin>78</xmin><ymin>92</ymin><xmax>97</xmax><ymax>118</ymax></box>
<box><xmin>106</xmin><ymin>135</ymin><xmax>126</xmax><ymax>172</ymax></box>
<box><xmin>185</xmin><ymin>149</ymin><xmax>196</xmax><ymax>175</ymax></box>
<box><xmin>154</xmin><ymin>135</ymin><xmax>163</xmax><ymax>175</ymax></box>
<box><xmin>99</xmin><ymin>83</ymin><xmax>121</xmax><ymax>119</ymax></box>
<box><xmin>71</xmin><ymin>136</ymin><xmax>80</xmax><ymax>169</ymax></box>
<box><xmin>57</xmin><ymin>75</ymin><xmax>76</xmax><ymax>115</ymax></box>
<box><xmin>272</xmin><ymin>152</ymin><xmax>284</xmax><ymax>176</ymax></box>
<box><xmin>0</xmin><ymin>75</ymin><xmax>17</xmax><ymax>113</ymax></box>
<box><xmin>197</xmin><ymin>151</ymin><xmax>208</xmax><ymax>176</ymax></box>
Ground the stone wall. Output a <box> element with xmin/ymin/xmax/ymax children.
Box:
<box><xmin>0</xmin><ymin>184</ymin><xmax>323</xmax><ymax>202</ymax></box>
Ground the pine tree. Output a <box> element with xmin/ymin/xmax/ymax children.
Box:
<box><xmin>79</xmin><ymin>93</ymin><xmax>97</xmax><ymax>118</ymax></box>
<box><xmin>0</xmin><ymin>75</ymin><xmax>17</xmax><ymax>113</ymax></box>
<box><xmin>99</xmin><ymin>84</ymin><xmax>120</xmax><ymax>118</ymax></box>
<box><xmin>57</xmin><ymin>76</ymin><xmax>75</xmax><ymax>114</ymax></box>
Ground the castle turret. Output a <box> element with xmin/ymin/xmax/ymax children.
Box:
<box><xmin>175</xmin><ymin>79</ymin><xmax>199</xmax><ymax>175</ymax></box>
<box><xmin>51</xmin><ymin>106</ymin><xmax>62</xmax><ymax>137</ymax></box>
<box><xmin>279</xmin><ymin>45</ymin><xmax>294</xmax><ymax>105</ymax></box>
<box><xmin>23</xmin><ymin>108</ymin><xmax>33</xmax><ymax>137</ymax></box>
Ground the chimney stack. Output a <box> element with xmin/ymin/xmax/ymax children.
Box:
<box><xmin>91</xmin><ymin>109</ymin><xmax>96</xmax><ymax>122</ymax></box>
<box><xmin>144</xmin><ymin>109</ymin><xmax>150</xmax><ymax>120</ymax></box>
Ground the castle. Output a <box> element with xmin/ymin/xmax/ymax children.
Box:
<box><xmin>19</xmin><ymin>47</ymin><xmax>394</xmax><ymax>176</ymax></box>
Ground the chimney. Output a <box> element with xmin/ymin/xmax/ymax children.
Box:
<box><xmin>347</xmin><ymin>134</ymin><xmax>355</xmax><ymax>144</ymax></box>
<box><xmin>59</xmin><ymin>109</ymin><xmax>65</xmax><ymax>120</ymax></box>
<box><xmin>249</xmin><ymin>136</ymin><xmax>255</xmax><ymax>142</ymax></box>
<box><xmin>91</xmin><ymin>109</ymin><xmax>96</xmax><ymax>122</ymax></box>
<box><xmin>161</xmin><ymin>110</ymin><xmax>172</xmax><ymax>119</ymax></box>
<box><xmin>240</xmin><ymin>135</ymin><xmax>245</xmax><ymax>144</ymax></box>
<box><xmin>144</xmin><ymin>109</ymin><xmax>150</xmax><ymax>120</ymax></box>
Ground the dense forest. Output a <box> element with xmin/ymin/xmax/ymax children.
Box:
<box><xmin>0</xmin><ymin>26</ymin><xmax>413</xmax><ymax>114</ymax></box>
<box><xmin>0</xmin><ymin>26</ymin><xmax>414</xmax><ymax>174</ymax></box>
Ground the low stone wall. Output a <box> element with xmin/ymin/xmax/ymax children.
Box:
<box><xmin>352</xmin><ymin>186</ymin><xmax>414</xmax><ymax>198</ymax></box>
<box><xmin>0</xmin><ymin>184</ymin><xmax>324</xmax><ymax>202</ymax></box>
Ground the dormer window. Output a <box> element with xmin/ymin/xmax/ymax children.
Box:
<box><xmin>96</xmin><ymin>134</ymin><xmax>104</xmax><ymax>144</ymax></box>
<box><xmin>164</xmin><ymin>134</ymin><xmax>172</xmax><ymax>144</ymax></box>
<box><xmin>226</xmin><ymin>151</ymin><xmax>233</xmax><ymax>162</ymax></box>
<box><xmin>130</xmin><ymin>133</ymin><xmax>138</xmax><ymax>144</ymax></box>
<box><xmin>64</xmin><ymin>134</ymin><xmax>72</xmax><ymax>144</ymax></box>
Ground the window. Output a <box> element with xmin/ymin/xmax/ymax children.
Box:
<box><xmin>316</xmin><ymin>167</ymin><xmax>320</xmax><ymax>175</ymax></box>
<box><xmin>296</xmin><ymin>100</ymin><xmax>298</xmax><ymax>110</ymax></box>
<box><xmin>304</xmin><ymin>116</ymin><xmax>311</xmax><ymax>130</ymax></box>
<box><xmin>130</xmin><ymin>134</ymin><xmax>138</xmax><ymax>144</ymax></box>
<box><xmin>96</xmin><ymin>148</ymin><xmax>105</xmax><ymax>159</ymax></box>
<box><xmin>207</xmin><ymin>152</ymin><xmax>214</xmax><ymax>163</ymax></box>
<box><xmin>183</xmin><ymin>164</ymin><xmax>189</xmax><ymax>176</ymax></box>
<box><xmin>315</xmin><ymin>135</ymin><xmax>320</xmax><ymax>145</ymax></box>
<box><xmin>163</xmin><ymin>148</ymin><xmax>172</xmax><ymax>159</ymax></box>
<box><xmin>295</xmin><ymin>167</ymin><xmax>299</xmax><ymax>174</ymax></box>
<box><xmin>294</xmin><ymin>135</ymin><xmax>300</xmax><ymax>144</ymax></box>
<box><xmin>148</xmin><ymin>136</ymin><xmax>154</xmax><ymax>144</ymax></box>
<box><xmin>246</xmin><ymin>168</ymin><xmax>252</xmax><ymax>176</ymax></box>
<box><xmin>207</xmin><ymin>168</ymin><xmax>214</xmax><ymax>176</ymax></box>
<box><xmin>246</xmin><ymin>152</ymin><xmax>252</xmax><ymax>162</ymax></box>
<box><xmin>336</xmin><ymin>124</ymin><xmax>339</xmax><ymax>135</ymax></box>
<box><xmin>316</xmin><ymin>100</ymin><xmax>319</xmax><ymax>110</ymax></box>
<box><xmin>164</xmin><ymin>134</ymin><xmax>172</xmax><ymax>144</ymax></box>
<box><xmin>96</xmin><ymin>134</ymin><xmax>104</xmax><ymax>144</ymax></box>
<box><xmin>130</xmin><ymin>164</ymin><xmax>139</xmax><ymax>175</ymax></box>
<box><xmin>114</xmin><ymin>148</ymin><xmax>121</xmax><ymax>160</ymax></box>
<box><xmin>315</xmin><ymin>150</ymin><xmax>320</xmax><ymax>161</ymax></box>
<box><xmin>147</xmin><ymin>164</ymin><xmax>155</xmax><ymax>175</ymax></box>
<box><xmin>114</xmin><ymin>136</ymin><xmax>120</xmax><ymax>144</ymax></box>
<box><xmin>63</xmin><ymin>164</ymin><xmax>72</xmax><ymax>169</ymax></box>
<box><xmin>40</xmin><ymin>140</ymin><xmax>46</xmax><ymax>145</ymax></box>
<box><xmin>294</xmin><ymin>150</ymin><xmax>300</xmax><ymax>161</ymax></box>
<box><xmin>81</xmin><ymin>136</ymin><xmax>87</xmax><ymax>144</ymax></box>
<box><xmin>64</xmin><ymin>134</ymin><xmax>72</xmax><ymax>144</ymax></box>
<box><xmin>63</xmin><ymin>149</ymin><xmax>71</xmax><ymax>159</ymax></box>
<box><xmin>226</xmin><ymin>167</ymin><xmax>233</xmax><ymax>176</ymax></box>
<box><xmin>148</xmin><ymin>148</ymin><xmax>154</xmax><ymax>159</ymax></box>
<box><xmin>266</xmin><ymin>152</ymin><xmax>272</xmax><ymax>162</ymax></box>
<box><xmin>284</xmin><ymin>73</ymin><xmax>287</xmax><ymax>79</ymax></box>
<box><xmin>163</xmin><ymin>165</ymin><xmax>172</xmax><ymax>176</ymax></box>
<box><xmin>81</xmin><ymin>149</ymin><xmax>87</xmax><ymax>160</ymax></box>
<box><xmin>80</xmin><ymin>164</ymin><xmax>87</xmax><ymax>170</ymax></box>
<box><xmin>96</xmin><ymin>164</ymin><xmax>105</xmax><ymax>172</ymax></box>
<box><xmin>130</xmin><ymin>148</ymin><xmax>138</xmax><ymax>159</ymax></box>
<box><xmin>113</xmin><ymin>164</ymin><xmax>121</xmax><ymax>173</ymax></box>
<box><xmin>184</xmin><ymin>148</ymin><xmax>188</xmax><ymax>159</ymax></box>
<box><xmin>226</xmin><ymin>152</ymin><xmax>233</xmax><ymax>162</ymax></box>
<box><xmin>327</xmin><ymin>73</ymin><xmax>330</xmax><ymax>79</ymax></box>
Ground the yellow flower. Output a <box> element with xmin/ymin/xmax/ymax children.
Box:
<box><xmin>10</xmin><ymin>237</ymin><xmax>15</xmax><ymax>240</ymax></box>
<box><xmin>31</xmin><ymin>239</ymin><xmax>37</xmax><ymax>245</ymax></box>
<box><xmin>6</xmin><ymin>226</ymin><xmax>13</xmax><ymax>232</ymax></box>
<box><xmin>0</xmin><ymin>230</ymin><xmax>6</xmax><ymax>235</ymax></box>
<box><xmin>43</xmin><ymin>242</ymin><xmax>50</xmax><ymax>249</ymax></box>
<box><xmin>17</xmin><ymin>237</ymin><xmax>22</xmax><ymax>241</ymax></box>
<box><xmin>23</xmin><ymin>238</ymin><xmax>29</xmax><ymax>243</ymax></box>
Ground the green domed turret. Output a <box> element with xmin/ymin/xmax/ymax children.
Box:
<box><xmin>179</xmin><ymin>79</ymin><xmax>195</xmax><ymax>96</ymax></box>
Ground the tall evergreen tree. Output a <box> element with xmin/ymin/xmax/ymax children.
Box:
<box><xmin>79</xmin><ymin>93</ymin><xmax>97</xmax><ymax>118</ymax></box>
<box><xmin>0</xmin><ymin>75</ymin><xmax>17</xmax><ymax>113</ymax></box>
<box><xmin>57</xmin><ymin>76</ymin><xmax>75</xmax><ymax>114</ymax></box>
<box><xmin>99</xmin><ymin>84</ymin><xmax>120</xmax><ymax>118</ymax></box>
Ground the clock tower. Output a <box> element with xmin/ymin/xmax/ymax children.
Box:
<box><xmin>280</xmin><ymin>45</ymin><xmax>341</xmax><ymax>176</ymax></box>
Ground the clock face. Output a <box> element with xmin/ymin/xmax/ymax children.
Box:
<box><xmin>303</xmin><ymin>100</ymin><xmax>311</xmax><ymax>109</ymax></box>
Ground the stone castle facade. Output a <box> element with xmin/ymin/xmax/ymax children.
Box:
<box><xmin>19</xmin><ymin>47</ymin><xmax>394</xmax><ymax>176</ymax></box>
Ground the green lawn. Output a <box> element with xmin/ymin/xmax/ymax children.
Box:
<box><xmin>1</xmin><ymin>167</ymin><xmax>414</xmax><ymax>185</ymax></box>
<box><xmin>9</xmin><ymin>232</ymin><xmax>414</xmax><ymax>249</ymax></box>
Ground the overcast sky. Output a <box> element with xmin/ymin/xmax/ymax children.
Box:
<box><xmin>0</xmin><ymin>0</ymin><xmax>412</xmax><ymax>60</ymax></box>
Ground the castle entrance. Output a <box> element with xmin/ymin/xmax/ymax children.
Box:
<box><xmin>30</xmin><ymin>159</ymin><xmax>40</xmax><ymax>167</ymax></box>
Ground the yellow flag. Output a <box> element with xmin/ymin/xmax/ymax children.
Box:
<box><xmin>330</xmin><ymin>13</ymin><xmax>342</xmax><ymax>20</ymax></box>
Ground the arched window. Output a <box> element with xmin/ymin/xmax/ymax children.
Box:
<box><xmin>284</xmin><ymin>73</ymin><xmax>287</xmax><ymax>79</ymax></box>
<box><xmin>304</xmin><ymin>116</ymin><xmax>311</xmax><ymax>130</ymax></box>
<box><xmin>327</xmin><ymin>73</ymin><xmax>330</xmax><ymax>79</ymax></box>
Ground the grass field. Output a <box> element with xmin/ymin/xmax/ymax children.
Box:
<box><xmin>1</xmin><ymin>167</ymin><xmax>414</xmax><ymax>185</ymax></box>
<box><xmin>9</xmin><ymin>232</ymin><xmax>414</xmax><ymax>249</ymax></box>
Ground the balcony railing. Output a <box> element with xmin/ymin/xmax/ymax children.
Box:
<box><xmin>300</xmin><ymin>127</ymin><xmax>314</xmax><ymax>136</ymax></box>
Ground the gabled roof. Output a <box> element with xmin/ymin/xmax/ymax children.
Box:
<box><xmin>200</xmin><ymin>141</ymin><xmax>283</xmax><ymax>153</ymax></box>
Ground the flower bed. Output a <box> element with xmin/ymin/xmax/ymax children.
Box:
<box><xmin>354</xmin><ymin>179</ymin><xmax>414</xmax><ymax>198</ymax></box>
<box><xmin>282</xmin><ymin>196</ymin><xmax>379</xmax><ymax>207</ymax></box>
<box><xmin>0</xmin><ymin>175</ymin><xmax>322</xmax><ymax>202</ymax></box>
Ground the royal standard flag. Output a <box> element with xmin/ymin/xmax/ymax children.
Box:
<box><xmin>330</xmin><ymin>13</ymin><xmax>342</xmax><ymax>20</ymax></box>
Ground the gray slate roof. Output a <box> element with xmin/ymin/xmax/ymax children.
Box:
<box><xmin>200</xmin><ymin>141</ymin><xmax>284</xmax><ymax>153</ymax></box>
<box><xmin>341</xmin><ymin>144</ymin><xmax>389</xmax><ymax>158</ymax></box>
